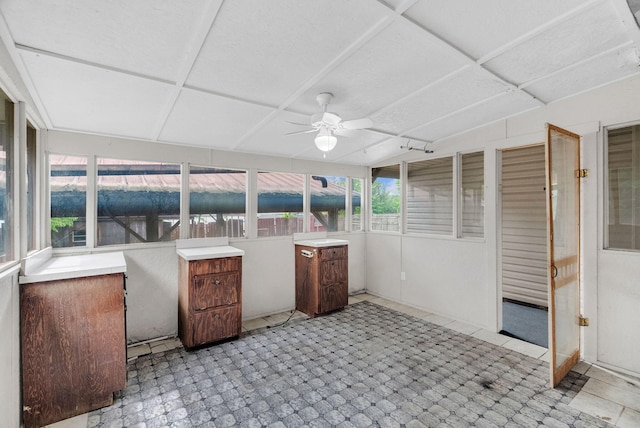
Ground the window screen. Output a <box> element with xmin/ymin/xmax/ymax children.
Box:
<box><xmin>607</xmin><ymin>125</ymin><xmax>640</xmax><ymax>250</ymax></box>
<box><xmin>371</xmin><ymin>165</ymin><xmax>400</xmax><ymax>232</ymax></box>
<box><xmin>189</xmin><ymin>166</ymin><xmax>246</xmax><ymax>238</ymax></box>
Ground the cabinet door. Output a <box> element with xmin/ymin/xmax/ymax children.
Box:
<box><xmin>192</xmin><ymin>272</ymin><xmax>239</xmax><ymax>310</ymax></box>
<box><xmin>320</xmin><ymin>282</ymin><xmax>348</xmax><ymax>313</ymax></box>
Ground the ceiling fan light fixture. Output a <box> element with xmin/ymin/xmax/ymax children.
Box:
<box><xmin>314</xmin><ymin>128</ymin><xmax>337</xmax><ymax>152</ymax></box>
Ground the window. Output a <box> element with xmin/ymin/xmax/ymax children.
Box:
<box><xmin>257</xmin><ymin>171</ymin><xmax>304</xmax><ymax>237</ymax></box>
<box><xmin>26</xmin><ymin>124</ymin><xmax>36</xmax><ymax>251</ymax></box>
<box><xmin>189</xmin><ymin>166</ymin><xmax>246</xmax><ymax>238</ymax></box>
<box><xmin>406</xmin><ymin>157</ymin><xmax>453</xmax><ymax>235</ymax></box>
<box><xmin>460</xmin><ymin>151</ymin><xmax>484</xmax><ymax>238</ymax></box>
<box><xmin>371</xmin><ymin>165</ymin><xmax>400</xmax><ymax>232</ymax></box>
<box><xmin>352</xmin><ymin>178</ymin><xmax>363</xmax><ymax>231</ymax></box>
<box><xmin>310</xmin><ymin>176</ymin><xmax>346</xmax><ymax>232</ymax></box>
<box><xmin>50</xmin><ymin>154</ymin><xmax>87</xmax><ymax>248</ymax></box>
<box><xmin>607</xmin><ymin>125</ymin><xmax>640</xmax><ymax>250</ymax></box>
<box><xmin>97</xmin><ymin>158</ymin><xmax>180</xmax><ymax>245</ymax></box>
<box><xmin>0</xmin><ymin>90</ymin><xmax>14</xmax><ymax>262</ymax></box>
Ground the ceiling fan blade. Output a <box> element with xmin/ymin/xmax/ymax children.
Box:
<box><xmin>285</xmin><ymin>129</ymin><xmax>317</xmax><ymax>135</ymax></box>
<box><xmin>341</xmin><ymin>117</ymin><xmax>372</xmax><ymax>130</ymax></box>
<box><xmin>322</xmin><ymin>112</ymin><xmax>342</xmax><ymax>126</ymax></box>
<box><xmin>286</xmin><ymin>121</ymin><xmax>314</xmax><ymax>127</ymax></box>
<box><xmin>335</xmin><ymin>128</ymin><xmax>359</xmax><ymax>137</ymax></box>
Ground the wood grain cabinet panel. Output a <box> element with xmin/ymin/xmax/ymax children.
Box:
<box><xmin>20</xmin><ymin>273</ymin><xmax>126</xmax><ymax>428</ymax></box>
<box><xmin>295</xmin><ymin>244</ymin><xmax>348</xmax><ymax>317</ymax></box>
<box><xmin>179</xmin><ymin>256</ymin><xmax>242</xmax><ymax>349</ymax></box>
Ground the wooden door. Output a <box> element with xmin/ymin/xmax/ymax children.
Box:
<box><xmin>546</xmin><ymin>124</ymin><xmax>581</xmax><ymax>387</ymax></box>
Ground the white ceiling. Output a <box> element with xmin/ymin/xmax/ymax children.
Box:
<box><xmin>1</xmin><ymin>0</ymin><xmax>639</xmax><ymax>165</ymax></box>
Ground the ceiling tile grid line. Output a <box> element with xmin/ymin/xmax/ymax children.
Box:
<box><xmin>474</xmin><ymin>0</ymin><xmax>606</xmax><ymax>65</ymax></box>
<box><xmin>150</xmin><ymin>0</ymin><xmax>225</xmax><ymax>141</ymax></box>
<box><xmin>231</xmin><ymin>12</ymin><xmax>398</xmax><ymax>151</ymax></box>
<box><xmin>394</xmin><ymin>9</ymin><xmax>545</xmax><ymax>108</ymax></box>
<box><xmin>336</xmin><ymin>91</ymin><xmax>518</xmax><ymax>162</ymax></box>
<box><xmin>0</xmin><ymin>11</ymin><xmax>48</xmax><ymax>128</ymax></box>
<box><xmin>518</xmin><ymin>40</ymin><xmax>636</xmax><ymax>90</ymax></box>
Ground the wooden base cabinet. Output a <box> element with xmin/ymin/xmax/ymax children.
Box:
<box><xmin>295</xmin><ymin>244</ymin><xmax>348</xmax><ymax>317</ymax></box>
<box><xmin>20</xmin><ymin>273</ymin><xmax>126</xmax><ymax>428</ymax></box>
<box><xmin>178</xmin><ymin>256</ymin><xmax>242</xmax><ymax>348</ymax></box>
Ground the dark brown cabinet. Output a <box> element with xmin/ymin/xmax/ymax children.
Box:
<box><xmin>20</xmin><ymin>273</ymin><xmax>126</xmax><ymax>428</ymax></box>
<box><xmin>295</xmin><ymin>244</ymin><xmax>348</xmax><ymax>317</ymax></box>
<box><xmin>178</xmin><ymin>256</ymin><xmax>242</xmax><ymax>348</ymax></box>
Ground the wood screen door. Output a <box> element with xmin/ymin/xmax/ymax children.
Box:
<box><xmin>546</xmin><ymin>124</ymin><xmax>581</xmax><ymax>387</ymax></box>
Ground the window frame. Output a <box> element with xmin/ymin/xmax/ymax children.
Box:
<box><xmin>458</xmin><ymin>150</ymin><xmax>485</xmax><ymax>240</ymax></box>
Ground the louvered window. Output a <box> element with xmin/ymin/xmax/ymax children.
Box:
<box><xmin>406</xmin><ymin>157</ymin><xmax>453</xmax><ymax>235</ymax></box>
<box><xmin>607</xmin><ymin>125</ymin><xmax>640</xmax><ymax>250</ymax></box>
<box><xmin>460</xmin><ymin>152</ymin><xmax>484</xmax><ymax>238</ymax></box>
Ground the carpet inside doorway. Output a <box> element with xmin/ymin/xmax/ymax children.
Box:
<box><xmin>501</xmin><ymin>300</ymin><xmax>548</xmax><ymax>348</ymax></box>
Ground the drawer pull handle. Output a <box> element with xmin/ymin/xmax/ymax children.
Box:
<box><xmin>215</xmin><ymin>265</ymin><xmax>221</xmax><ymax>269</ymax></box>
<box><xmin>214</xmin><ymin>280</ymin><xmax>221</xmax><ymax>285</ymax></box>
<box><xmin>215</xmin><ymin>314</ymin><xmax>220</xmax><ymax>319</ymax></box>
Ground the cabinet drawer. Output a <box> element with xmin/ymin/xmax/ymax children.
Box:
<box><xmin>318</xmin><ymin>246</ymin><xmax>347</xmax><ymax>261</ymax></box>
<box><xmin>192</xmin><ymin>273</ymin><xmax>239</xmax><ymax>310</ymax></box>
<box><xmin>190</xmin><ymin>257</ymin><xmax>240</xmax><ymax>275</ymax></box>
<box><xmin>191</xmin><ymin>306</ymin><xmax>239</xmax><ymax>346</ymax></box>
<box><xmin>320</xmin><ymin>259</ymin><xmax>348</xmax><ymax>285</ymax></box>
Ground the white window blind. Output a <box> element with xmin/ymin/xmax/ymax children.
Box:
<box><xmin>607</xmin><ymin>125</ymin><xmax>640</xmax><ymax>250</ymax></box>
<box><xmin>406</xmin><ymin>157</ymin><xmax>453</xmax><ymax>235</ymax></box>
<box><xmin>460</xmin><ymin>152</ymin><xmax>484</xmax><ymax>238</ymax></box>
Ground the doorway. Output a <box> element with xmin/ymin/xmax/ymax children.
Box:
<box><xmin>500</xmin><ymin>145</ymin><xmax>548</xmax><ymax>348</ymax></box>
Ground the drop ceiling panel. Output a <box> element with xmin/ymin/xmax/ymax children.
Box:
<box><xmin>337</xmin><ymin>138</ymin><xmax>404</xmax><ymax>165</ymax></box>
<box><xmin>0</xmin><ymin>0</ymin><xmax>206</xmax><ymax>81</ymax></box>
<box><xmin>525</xmin><ymin>46</ymin><xmax>640</xmax><ymax>102</ymax></box>
<box><xmin>370</xmin><ymin>66</ymin><xmax>509</xmax><ymax>134</ymax></box>
<box><xmin>159</xmin><ymin>90</ymin><xmax>273</xmax><ymax>149</ymax></box>
<box><xmin>403</xmin><ymin>0</ymin><xmax>585</xmax><ymax>60</ymax></box>
<box><xmin>413</xmin><ymin>91</ymin><xmax>540</xmax><ymax>142</ymax></box>
<box><xmin>185</xmin><ymin>0</ymin><xmax>388</xmax><ymax>106</ymax></box>
<box><xmin>286</xmin><ymin>21</ymin><xmax>468</xmax><ymax>117</ymax></box>
<box><xmin>483</xmin><ymin>2</ymin><xmax>630</xmax><ymax>86</ymax></box>
<box><xmin>21</xmin><ymin>52</ymin><xmax>172</xmax><ymax>140</ymax></box>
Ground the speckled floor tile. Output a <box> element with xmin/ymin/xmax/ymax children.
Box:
<box><xmin>88</xmin><ymin>301</ymin><xmax>607</xmax><ymax>427</ymax></box>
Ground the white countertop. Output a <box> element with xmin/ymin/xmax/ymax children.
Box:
<box><xmin>19</xmin><ymin>251</ymin><xmax>127</xmax><ymax>284</ymax></box>
<box><xmin>177</xmin><ymin>245</ymin><xmax>245</xmax><ymax>261</ymax></box>
<box><xmin>294</xmin><ymin>238</ymin><xmax>349</xmax><ymax>248</ymax></box>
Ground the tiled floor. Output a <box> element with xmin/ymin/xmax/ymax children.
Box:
<box><xmin>46</xmin><ymin>293</ymin><xmax>640</xmax><ymax>427</ymax></box>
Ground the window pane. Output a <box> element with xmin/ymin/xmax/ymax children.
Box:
<box><xmin>461</xmin><ymin>152</ymin><xmax>484</xmax><ymax>238</ymax></box>
<box><xmin>189</xmin><ymin>166</ymin><xmax>246</xmax><ymax>238</ymax></box>
<box><xmin>310</xmin><ymin>176</ymin><xmax>346</xmax><ymax>232</ymax></box>
<box><xmin>352</xmin><ymin>178</ymin><xmax>363</xmax><ymax>231</ymax></box>
<box><xmin>607</xmin><ymin>125</ymin><xmax>640</xmax><ymax>250</ymax></box>
<box><xmin>26</xmin><ymin>124</ymin><xmax>36</xmax><ymax>251</ymax></box>
<box><xmin>0</xmin><ymin>91</ymin><xmax>14</xmax><ymax>262</ymax></box>
<box><xmin>371</xmin><ymin>165</ymin><xmax>400</xmax><ymax>232</ymax></box>
<box><xmin>406</xmin><ymin>158</ymin><xmax>453</xmax><ymax>235</ymax></box>
<box><xmin>97</xmin><ymin>158</ymin><xmax>180</xmax><ymax>246</ymax></box>
<box><xmin>257</xmin><ymin>171</ymin><xmax>304</xmax><ymax>237</ymax></box>
<box><xmin>50</xmin><ymin>154</ymin><xmax>86</xmax><ymax>248</ymax></box>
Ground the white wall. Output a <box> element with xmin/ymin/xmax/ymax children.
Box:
<box><xmin>366</xmin><ymin>74</ymin><xmax>640</xmax><ymax>377</ymax></box>
<box><xmin>0</xmin><ymin>266</ymin><xmax>21</xmax><ymax>428</ymax></box>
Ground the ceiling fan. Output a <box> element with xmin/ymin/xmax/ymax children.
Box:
<box><xmin>287</xmin><ymin>92</ymin><xmax>372</xmax><ymax>152</ymax></box>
